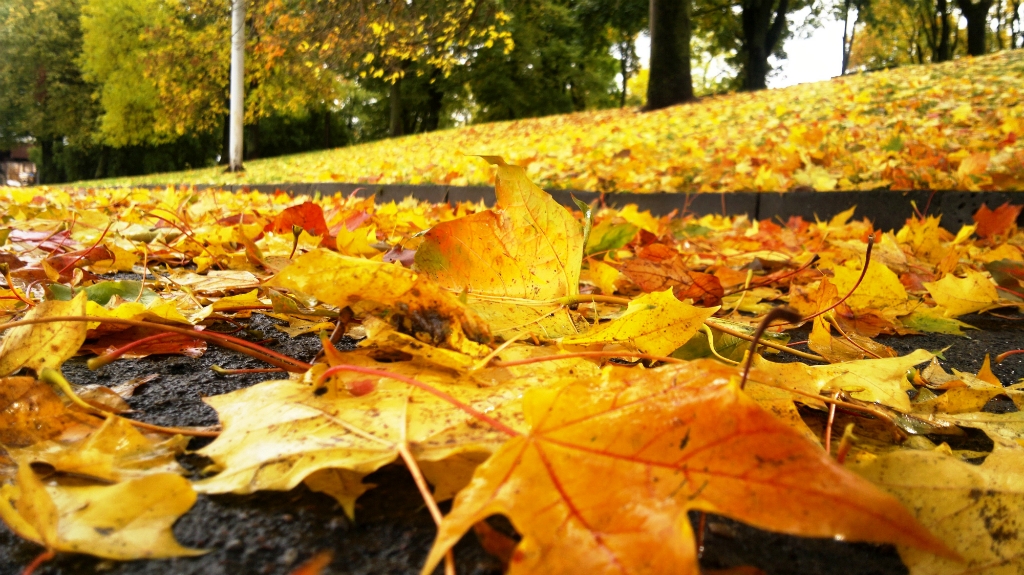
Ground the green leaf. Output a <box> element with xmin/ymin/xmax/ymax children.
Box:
<box><xmin>49</xmin><ymin>281</ymin><xmax>159</xmax><ymax>306</ymax></box>
<box><xmin>585</xmin><ymin>221</ymin><xmax>638</xmax><ymax>255</ymax></box>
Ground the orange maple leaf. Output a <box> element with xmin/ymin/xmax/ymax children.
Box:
<box><xmin>972</xmin><ymin>202</ymin><xmax>1022</xmax><ymax>239</ymax></box>
<box><xmin>423</xmin><ymin>361</ymin><xmax>954</xmax><ymax>575</ymax></box>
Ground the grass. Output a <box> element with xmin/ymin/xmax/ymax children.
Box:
<box><xmin>78</xmin><ymin>52</ymin><xmax>1024</xmax><ymax>193</ymax></box>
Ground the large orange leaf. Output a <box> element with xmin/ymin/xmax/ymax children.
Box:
<box><xmin>423</xmin><ymin>360</ymin><xmax>953</xmax><ymax>575</ymax></box>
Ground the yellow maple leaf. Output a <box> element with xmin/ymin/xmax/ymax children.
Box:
<box><xmin>923</xmin><ymin>270</ymin><xmax>1000</xmax><ymax>317</ymax></box>
<box><xmin>0</xmin><ymin>464</ymin><xmax>203</xmax><ymax>560</ymax></box>
<box><xmin>562</xmin><ymin>289</ymin><xmax>718</xmax><ymax>356</ymax></box>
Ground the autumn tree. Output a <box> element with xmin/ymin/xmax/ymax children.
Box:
<box><xmin>277</xmin><ymin>0</ymin><xmax>511</xmax><ymax>137</ymax></box>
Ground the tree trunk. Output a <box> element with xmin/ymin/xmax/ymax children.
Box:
<box><xmin>38</xmin><ymin>138</ymin><xmax>55</xmax><ymax>185</ymax></box>
<box><xmin>933</xmin><ymin>0</ymin><xmax>952</xmax><ymax>61</ymax></box>
<box><xmin>619</xmin><ymin>39</ymin><xmax>630</xmax><ymax>107</ymax></box>
<box><xmin>957</xmin><ymin>0</ymin><xmax>994</xmax><ymax>55</ymax></box>
<box><xmin>740</xmin><ymin>0</ymin><xmax>789</xmax><ymax>91</ymax></box>
<box><xmin>324</xmin><ymin>110</ymin><xmax>333</xmax><ymax>148</ymax></box>
<box><xmin>228</xmin><ymin>0</ymin><xmax>245</xmax><ymax>172</ymax></box>
<box><xmin>841</xmin><ymin>0</ymin><xmax>857</xmax><ymax>74</ymax></box>
<box><xmin>93</xmin><ymin>146</ymin><xmax>106</xmax><ymax>180</ymax></box>
<box><xmin>389</xmin><ymin>78</ymin><xmax>404</xmax><ymax>138</ymax></box>
<box><xmin>422</xmin><ymin>68</ymin><xmax>445</xmax><ymax>133</ymax></box>
<box><xmin>220</xmin><ymin>112</ymin><xmax>230</xmax><ymax>164</ymax></box>
<box><xmin>646</xmin><ymin>0</ymin><xmax>694</xmax><ymax>110</ymax></box>
<box><xmin>1012</xmin><ymin>0</ymin><xmax>1022</xmax><ymax>48</ymax></box>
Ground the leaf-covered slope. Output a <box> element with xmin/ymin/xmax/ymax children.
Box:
<box><xmin>81</xmin><ymin>52</ymin><xmax>1024</xmax><ymax>193</ymax></box>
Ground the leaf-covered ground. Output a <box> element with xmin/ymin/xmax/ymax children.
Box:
<box><xmin>80</xmin><ymin>52</ymin><xmax>1024</xmax><ymax>194</ymax></box>
<box><xmin>1</xmin><ymin>166</ymin><xmax>1024</xmax><ymax>575</ymax></box>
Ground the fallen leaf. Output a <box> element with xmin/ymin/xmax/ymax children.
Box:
<box><xmin>0</xmin><ymin>291</ymin><xmax>88</xmax><ymax>376</ymax></box>
<box><xmin>194</xmin><ymin>358</ymin><xmax>531</xmax><ymax>518</ymax></box>
<box><xmin>0</xmin><ymin>463</ymin><xmax>204</xmax><ymax>559</ymax></box>
<box><xmin>924</xmin><ymin>271</ymin><xmax>1000</xmax><ymax>317</ymax></box>
<box><xmin>562</xmin><ymin>289</ymin><xmax>718</xmax><ymax>356</ymax></box>
<box><xmin>265</xmin><ymin>201</ymin><xmax>330</xmax><ymax>237</ymax></box>
<box><xmin>423</xmin><ymin>361</ymin><xmax>952</xmax><ymax>575</ymax></box>
<box><xmin>268</xmin><ymin>249</ymin><xmax>490</xmax><ymax>354</ymax></box>
<box><xmin>7</xmin><ymin>415</ymin><xmax>187</xmax><ymax>483</ymax></box>
<box><xmin>854</xmin><ymin>435</ymin><xmax>1023</xmax><ymax>574</ymax></box>
<box><xmin>973</xmin><ymin>202</ymin><xmax>1022</xmax><ymax>239</ymax></box>
<box><xmin>753</xmin><ymin>349</ymin><xmax>933</xmax><ymax>411</ymax></box>
<box><xmin>415</xmin><ymin>157</ymin><xmax>584</xmax><ymax>337</ymax></box>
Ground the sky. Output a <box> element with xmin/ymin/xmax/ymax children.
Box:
<box><xmin>634</xmin><ymin>9</ymin><xmax>848</xmax><ymax>90</ymax></box>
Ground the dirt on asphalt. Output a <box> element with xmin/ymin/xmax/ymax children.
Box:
<box><xmin>2</xmin><ymin>310</ymin><xmax>1022</xmax><ymax>575</ymax></box>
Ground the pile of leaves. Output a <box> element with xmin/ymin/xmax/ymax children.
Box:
<box><xmin>84</xmin><ymin>52</ymin><xmax>1024</xmax><ymax>194</ymax></box>
<box><xmin>2</xmin><ymin>160</ymin><xmax>1024</xmax><ymax>575</ymax></box>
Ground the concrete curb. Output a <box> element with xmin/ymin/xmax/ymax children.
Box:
<box><xmin>93</xmin><ymin>182</ymin><xmax>1024</xmax><ymax>232</ymax></box>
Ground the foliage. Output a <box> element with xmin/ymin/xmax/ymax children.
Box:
<box><xmin>0</xmin><ymin>0</ymin><xmax>97</xmax><ymax>182</ymax></box>
<box><xmin>463</xmin><ymin>0</ymin><xmax>620</xmax><ymax>122</ymax></box>
<box><xmin>1</xmin><ymin>161</ymin><xmax>1024</xmax><ymax>571</ymax></box>
<box><xmin>86</xmin><ymin>51</ymin><xmax>1024</xmax><ymax>193</ymax></box>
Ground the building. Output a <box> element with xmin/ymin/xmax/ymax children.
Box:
<box><xmin>1</xmin><ymin>145</ymin><xmax>37</xmax><ymax>186</ymax></box>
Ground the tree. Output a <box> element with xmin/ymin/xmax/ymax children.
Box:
<box><xmin>688</xmin><ymin>0</ymin><xmax>817</xmax><ymax>93</ymax></box>
<box><xmin>284</xmin><ymin>0</ymin><xmax>512</xmax><ymax>137</ymax></box>
<box><xmin>956</xmin><ymin>0</ymin><xmax>994</xmax><ymax>55</ymax></box>
<box><xmin>738</xmin><ymin>0</ymin><xmax>791</xmax><ymax>90</ymax></box>
<box><xmin>577</xmin><ymin>0</ymin><xmax>648</xmax><ymax>106</ymax></box>
<box><xmin>463</xmin><ymin>0</ymin><xmax>619</xmax><ymax>122</ymax></box>
<box><xmin>0</xmin><ymin>0</ymin><xmax>98</xmax><ymax>183</ymax></box>
<box><xmin>840</xmin><ymin>0</ymin><xmax>872</xmax><ymax>74</ymax></box>
<box><xmin>647</xmin><ymin>0</ymin><xmax>695</xmax><ymax>108</ymax></box>
<box><xmin>929</xmin><ymin>0</ymin><xmax>954</xmax><ymax>61</ymax></box>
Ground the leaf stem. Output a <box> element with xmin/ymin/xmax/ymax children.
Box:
<box><xmin>0</xmin><ymin>316</ymin><xmax>311</xmax><ymax>372</ymax></box>
<box><xmin>704</xmin><ymin>318</ymin><xmax>826</xmax><ymax>363</ymax></box>
<box><xmin>996</xmin><ymin>349</ymin><xmax>1024</xmax><ymax>363</ymax></box>
<box><xmin>739</xmin><ymin>307</ymin><xmax>803</xmax><ymax>390</ymax></box>
<box><xmin>39</xmin><ymin>368</ymin><xmax>221</xmax><ymax>437</ymax></box>
<box><xmin>316</xmin><ymin>364</ymin><xmax>520</xmax><ymax>437</ymax></box>
<box><xmin>86</xmin><ymin>332</ymin><xmax>177</xmax><ymax>370</ymax></box>
<box><xmin>396</xmin><ymin>443</ymin><xmax>457</xmax><ymax>575</ymax></box>
<box><xmin>58</xmin><ymin>221</ymin><xmax>112</xmax><ymax>274</ymax></box>
<box><xmin>792</xmin><ymin>233</ymin><xmax>875</xmax><ymax>326</ymax></box>
<box><xmin>491</xmin><ymin>350</ymin><xmax>684</xmax><ymax>368</ymax></box>
<box><xmin>20</xmin><ymin>549</ymin><xmax>55</xmax><ymax>575</ymax></box>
